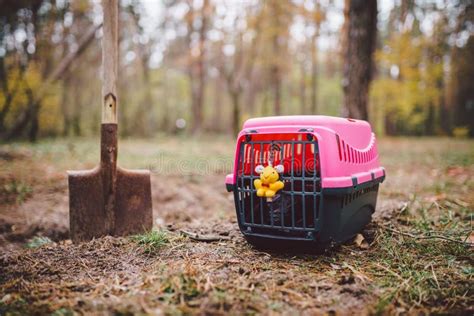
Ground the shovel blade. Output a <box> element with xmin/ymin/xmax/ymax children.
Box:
<box><xmin>68</xmin><ymin>167</ymin><xmax>108</xmax><ymax>242</ymax></box>
<box><xmin>68</xmin><ymin>167</ymin><xmax>153</xmax><ymax>242</ymax></box>
<box><xmin>115</xmin><ymin>167</ymin><xmax>153</xmax><ymax>236</ymax></box>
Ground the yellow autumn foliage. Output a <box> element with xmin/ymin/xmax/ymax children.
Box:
<box><xmin>371</xmin><ymin>31</ymin><xmax>444</xmax><ymax>135</ymax></box>
<box><xmin>0</xmin><ymin>58</ymin><xmax>62</xmax><ymax>136</ymax></box>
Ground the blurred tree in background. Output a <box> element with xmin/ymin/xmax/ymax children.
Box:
<box><xmin>342</xmin><ymin>0</ymin><xmax>377</xmax><ymax>121</ymax></box>
<box><xmin>447</xmin><ymin>1</ymin><xmax>474</xmax><ymax>137</ymax></box>
<box><xmin>371</xmin><ymin>0</ymin><xmax>473</xmax><ymax>136</ymax></box>
<box><xmin>0</xmin><ymin>0</ymin><xmax>472</xmax><ymax>140</ymax></box>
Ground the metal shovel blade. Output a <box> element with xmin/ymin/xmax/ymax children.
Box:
<box><xmin>68</xmin><ymin>166</ymin><xmax>153</xmax><ymax>242</ymax></box>
<box><xmin>115</xmin><ymin>167</ymin><xmax>153</xmax><ymax>236</ymax></box>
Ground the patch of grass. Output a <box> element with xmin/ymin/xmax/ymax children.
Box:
<box><xmin>0</xmin><ymin>295</ymin><xmax>29</xmax><ymax>316</ymax></box>
<box><xmin>131</xmin><ymin>229</ymin><xmax>169</xmax><ymax>253</ymax></box>
<box><xmin>442</xmin><ymin>150</ymin><xmax>474</xmax><ymax>167</ymax></box>
<box><xmin>2</xmin><ymin>134</ymin><xmax>235</xmax><ymax>175</ymax></box>
<box><xmin>365</xmin><ymin>200</ymin><xmax>473</xmax><ymax>314</ymax></box>
<box><xmin>162</xmin><ymin>273</ymin><xmax>200</xmax><ymax>303</ymax></box>
<box><xmin>25</xmin><ymin>236</ymin><xmax>53</xmax><ymax>249</ymax></box>
<box><xmin>51</xmin><ymin>307</ymin><xmax>74</xmax><ymax>316</ymax></box>
<box><xmin>2</xmin><ymin>180</ymin><xmax>32</xmax><ymax>204</ymax></box>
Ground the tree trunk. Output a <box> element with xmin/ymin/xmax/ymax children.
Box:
<box><xmin>231</xmin><ymin>91</ymin><xmax>240</xmax><ymax>136</ymax></box>
<box><xmin>6</xmin><ymin>86</ymin><xmax>35</xmax><ymax>140</ymax></box>
<box><xmin>28</xmin><ymin>106</ymin><xmax>39</xmax><ymax>142</ymax></box>
<box><xmin>0</xmin><ymin>73</ymin><xmax>23</xmax><ymax>133</ymax></box>
<box><xmin>191</xmin><ymin>0</ymin><xmax>209</xmax><ymax>133</ymax></box>
<box><xmin>143</xmin><ymin>68</ymin><xmax>154</xmax><ymax>135</ymax></box>
<box><xmin>129</xmin><ymin>6</ymin><xmax>154</xmax><ymax>136</ymax></box>
<box><xmin>299</xmin><ymin>61</ymin><xmax>306</xmax><ymax>114</ymax></box>
<box><xmin>447</xmin><ymin>4</ymin><xmax>474</xmax><ymax>136</ymax></box>
<box><xmin>310</xmin><ymin>33</ymin><xmax>318</xmax><ymax>114</ymax></box>
<box><xmin>61</xmin><ymin>73</ymin><xmax>72</xmax><ymax>136</ymax></box>
<box><xmin>384</xmin><ymin>114</ymin><xmax>396</xmax><ymax>136</ymax></box>
<box><xmin>213</xmin><ymin>76</ymin><xmax>224</xmax><ymax>132</ymax></box>
<box><xmin>453</xmin><ymin>35</ymin><xmax>474</xmax><ymax>136</ymax></box>
<box><xmin>161</xmin><ymin>84</ymin><xmax>169</xmax><ymax>132</ymax></box>
<box><xmin>3</xmin><ymin>23</ymin><xmax>100</xmax><ymax>141</ymax></box>
<box><xmin>425</xmin><ymin>103</ymin><xmax>435</xmax><ymax>135</ymax></box>
<box><xmin>72</xmin><ymin>75</ymin><xmax>82</xmax><ymax>136</ymax></box>
<box><xmin>270</xmin><ymin>30</ymin><xmax>281</xmax><ymax>115</ymax></box>
<box><xmin>0</xmin><ymin>59</ymin><xmax>28</xmax><ymax>133</ymax></box>
<box><xmin>342</xmin><ymin>0</ymin><xmax>377</xmax><ymax>120</ymax></box>
<box><xmin>439</xmin><ymin>98</ymin><xmax>451</xmax><ymax>135</ymax></box>
<box><xmin>272</xmin><ymin>64</ymin><xmax>281</xmax><ymax>115</ymax></box>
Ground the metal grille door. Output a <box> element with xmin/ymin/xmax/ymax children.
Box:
<box><xmin>235</xmin><ymin>134</ymin><xmax>322</xmax><ymax>240</ymax></box>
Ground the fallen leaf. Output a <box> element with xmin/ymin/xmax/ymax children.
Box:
<box><xmin>426</xmin><ymin>193</ymin><xmax>446</xmax><ymax>202</ymax></box>
<box><xmin>330</xmin><ymin>263</ymin><xmax>341</xmax><ymax>270</ymax></box>
<box><xmin>353</xmin><ymin>234</ymin><xmax>369</xmax><ymax>249</ymax></box>
<box><xmin>1</xmin><ymin>294</ymin><xmax>12</xmax><ymax>304</ymax></box>
<box><xmin>468</xmin><ymin>232</ymin><xmax>474</xmax><ymax>245</ymax></box>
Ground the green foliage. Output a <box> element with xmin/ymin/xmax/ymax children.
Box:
<box><xmin>25</xmin><ymin>236</ymin><xmax>53</xmax><ymax>249</ymax></box>
<box><xmin>452</xmin><ymin>127</ymin><xmax>470</xmax><ymax>138</ymax></box>
<box><xmin>132</xmin><ymin>229</ymin><xmax>169</xmax><ymax>253</ymax></box>
<box><xmin>2</xmin><ymin>180</ymin><xmax>32</xmax><ymax>204</ymax></box>
<box><xmin>318</xmin><ymin>74</ymin><xmax>343</xmax><ymax>116</ymax></box>
<box><xmin>0</xmin><ymin>59</ymin><xmax>62</xmax><ymax>137</ymax></box>
<box><xmin>369</xmin><ymin>199</ymin><xmax>473</xmax><ymax>313</ymax></box>
<box><xmin>162</xmin><ymin>273</ymin><xmax>201</xmax><ymax>303</ymax></box>
<box><xmin>0</xmin><ymin>0</ymin><xmax>470</xmax><ymax>140</ymax></box>
<box><xmin>0</xmin><ymin>295</ymin><xmax>29</xmax><ymax>316</ymax></box>
<box><xmin>51</xmin><ymin>307</ymin><xmax>74</xmax><ymax>316</ymax></box>
<box><xmin>371</xmin><ymin>30</ymin><xmax>445</xmax><ymax>135</ymax></box>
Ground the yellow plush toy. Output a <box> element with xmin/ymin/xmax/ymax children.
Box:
<box><xmin>254</xmin><ymin>164</ymin><xmax>285</xmax><ymax>198</ymax></box>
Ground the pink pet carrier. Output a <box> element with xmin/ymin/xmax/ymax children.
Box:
<box><xmin>225</xmin><ymin>115</ymin><xmax>385</xmax><ymax>250</ymax></box>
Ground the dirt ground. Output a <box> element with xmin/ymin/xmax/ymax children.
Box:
<box><xmin>0</xmin><ymin>136</ymin><xmax>473</xmax><ymax>315</ymax></box>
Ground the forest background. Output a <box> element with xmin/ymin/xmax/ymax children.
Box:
<box><xmin>0</xmin><ymin>0</ymin><xmax>473</xmax><ymax>141</ymax></box>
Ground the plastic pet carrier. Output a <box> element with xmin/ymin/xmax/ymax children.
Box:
<box><xmin>225</xmin><ymin>116</ymin><xmax>385</xmax><ymax>251</ymax></box>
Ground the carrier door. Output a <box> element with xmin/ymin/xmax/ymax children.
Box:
<box><xmin>235</xmin><ymin>133</ymin><xmax>322</xmax><ymax>240</ymax></box>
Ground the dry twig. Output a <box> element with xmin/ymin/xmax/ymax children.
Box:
<box><xmin>179</xmin><ymin>230</ymin><xmax>230</xmax><ymax>242</ymax></box>
<box><xmin>380</xmin><ymin>225</ymin><xmax>472</xmax><ymax>246</ymax></box>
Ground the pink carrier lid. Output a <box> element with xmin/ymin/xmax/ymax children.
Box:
<box><xmin>226</xmin><ymin>115</ymin><xmax>385</xmax><ymax>189</ymax></box>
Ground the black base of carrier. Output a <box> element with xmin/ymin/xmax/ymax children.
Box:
<box><xmin>231</xmin><ymin>135</ymin><xmax>385</xmax><ymax>252</ymax></box>
<box><xmin>234</xmin><ymin>181</ymin><xmax>382</xmax><ymax>252</ymax></box>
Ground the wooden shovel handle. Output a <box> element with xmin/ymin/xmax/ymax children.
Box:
<box><xmin>100</xmin><ymin>0</ymin><xmax>118</xmax><ymax>171</ymax></box>
<box><xmin>102</xmin><ymin>0</ymin><xmax>118</xmax><ymax>124</ymax></box>
<box><xmin>101</xmin><ymin>0</ymin><xmax>118</xmax><ymax>226</ymax></box>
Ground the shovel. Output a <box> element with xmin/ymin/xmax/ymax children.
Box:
<box><xmin>68</xmin><ymin>0</ymin><xmax>152</xmax><ymax>242</ymax></box>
